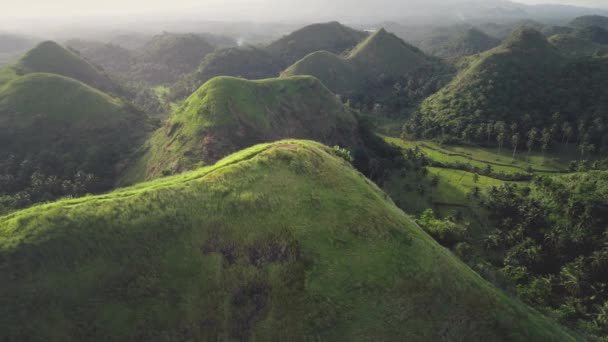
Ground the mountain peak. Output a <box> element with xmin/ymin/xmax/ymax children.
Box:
<box><xmin>17</xmin><ymin>40</ymin><xmax>117</xmax><ymax>93</ymax></box>
<box><xmin>503</xmin><ymin>27</ymin><xmax>551</xmax><ymax>50</ymax></box>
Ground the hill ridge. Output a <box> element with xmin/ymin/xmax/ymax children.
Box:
<box><xmin>0</xmin><ymin>140</ymin><xmax>579</xmax><ymax>341</ymax></box>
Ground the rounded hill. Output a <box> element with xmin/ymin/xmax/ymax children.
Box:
<box><xmin>16</xmin><ymin>41</ymin><xmax>117</xmax><ymax>93</ymax></box>
<box><xmin>0</xmin><ymin>140</ymin><xmax>579</xmax><ymax>341</ymax></box>
<box><xmin>122</xmin><ymin>76</ymin><xmax>361</xmax><ymax>183</ymax></box>
<box><xmin>0</xmin><ymin>73</ymin><xmax>147</xmax><ymax>193</ymax></box>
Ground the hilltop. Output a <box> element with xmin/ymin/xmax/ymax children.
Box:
<box><xmin>14</xmin><ymin>41</ymin><xmax>118</xmax><ymax>93</ymax></box>
<box><xmin>0</xmin><ymin>73</ymin><xmax>148</xmax><ymax>212</ymax></box>
<box><xmin>0</xmin><ymin>140</ymin><xmax>578</xmax><ymax>341</ymax></box>
<box><xmin>408</xmin><ymin>28</ymin><xmax>608</xmax><ymax>146</ymax></box>
<box><xmin>419</xmin><ymin>28</ymin><xmax>501</xmax><ymax>59</ymax></box>
<box><xmin>122</xmin><ymin>76</ymin><xmax>363</xmax><ymax>184</ymax></box>
<box><xmin>267</xmin><ymin>21</ymin><xmax>367</xmax><ymax>65</ymax></box>
<box><xmin>168</xmin><ymin>22</ymin><xmax>367</xmax><ymax>101</ymax></box>
<box><xmin>283</xmin><ymin>29</ymin><xmax>450</xmax><ymax>113</ymax></box>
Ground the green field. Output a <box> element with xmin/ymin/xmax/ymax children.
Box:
<box><xmin>384</xmin><ymin>136</ymin><xmax>572</xmax><ymax>174</ymax></box>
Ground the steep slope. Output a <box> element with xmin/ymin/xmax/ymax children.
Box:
<box><xmin>0</xmin><ymin>73</ymin><xmax>148</xmax><ymax>207</ymax></box>
<box><xmin>283</xmin><ymin>28</ymin><xmax>447</xmax><ymax>108</ymax></box>
<box><xmin>267</xmin><ymin>21</ymin><xmax>367</xmax><ymax>65</ymax></box>
<box><xmin>421</xmin><ymin>28</ymin><xmax>501</xmax><ymax>59</ymax></box>
<box><xmin>168</xmin><ymin>22</ymin><xmax>366</xmax><ymax>101</ymax></box>
<box><xmin>0</xmin><ymin>140</ymin><xmax>578</xmax><ymax>341</ymax></box>
<box><xmin>15</xmin><ymin>41</ymin><xmax>118</xmax><ymax>93</ymax></box>
<box><xmin>409</xmin><ymin>28</ymin><xmax>608</xmax><ymax>140</ymax></box>
<box><xmin>123</xmin><ymin>76</ymin><xmax>361</xmax><ymax>183</ymax></box>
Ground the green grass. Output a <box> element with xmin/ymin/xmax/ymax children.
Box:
<box><xmin>0</xmin><ymin>65</ymin><xmax>19</xmax><ymax>87</ymax></box>
<box><xmin>384</xmin><ymin>136</ymin><xmax>572</xmax><ymax>174</ymax></box>
<box><xmin>0</xmin><ymin>140</ymin><xmax>579</xmax><ymax>341</ymax></box>
<box><xmin>121</xmin><ymin>75</ymin><xmax>360</xmax><ymax>184</ymax></box>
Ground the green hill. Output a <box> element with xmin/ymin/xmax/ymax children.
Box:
<box><xmin>408</xmin><ymin>28</ymin><xmax>608</xmax><ymax>147</ymax></box>
<box><xmin>66</xmin><ymin>39</ymin><xmax>134</xmax><ymax>73</ymax></box>
<box><xmin>122</xmin><ymin>76</ymin><xmax>362</xmax><ymax>184</ymax></box>
<box><xmin>168</xmin><ymin>22</ymin><xmax>366</xmax><ymax>101</ymax></box>
<box><xmin>285</xmin><ymin>28</ymin><xmax>432</xmax><ymax>93</ymax></box>
<box><xmin>420</xmin><ymin>28</ymin><xmax>501</xmax><ymax>59</ymax></box>
<box><xmin>549</xmin><ymin>34</ymin><xmax>608</xmax><ymax>57</ymax></box>
<box><xmin>132</xmin><ymin>32</ymin><xmax>219</xmax><ymax>84</ymax></box>
<box><xmin>0</xmin><ymin>73</ymin><xmax>148</xmax><ymax>211</ymax></box>
<box><xmin>267</xmin><ymin>21</ymin><xmax>367</xmax><ymax>66</ymax></box>
<box><xmin>570</xmin><ymin>15</ymin><xmax>608</xmax><ymax>30</ymax></box>
<box><xmin>15</xmin><ymin>41</ymin><xmax>117</xmax><ymax>93</ymax></box>
<box><xmin>283</xmin><ymin>29</ymin><xmax>449</xmax><ymax>112</ymax></box>
<box><xmin>0</xmin><ymin>140</ymin><xmax>578</xmax><ymax>341</ymax></box>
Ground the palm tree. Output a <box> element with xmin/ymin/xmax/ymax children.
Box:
<box><xmin>526</xmin><ymin>128</ymin><xmax>538</xmax><ymax>159</ymax></box>
<box><xmin>511</xmin><ymin>133</ymin><xmax>520</xmax><ymax>161</ymax></box>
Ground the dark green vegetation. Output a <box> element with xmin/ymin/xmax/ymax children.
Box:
<box><xmin>0</xmin><ymin>140</ymin><xmax>579</xmax><ymax>341</ymax></box>
<box><xmin>67</xmin><ymin>32</ymin><xmax>237</xmax><ymax>86</ymax></box>
<box><xmin>122</xmin><ymin>76</ymin><xmax>398</xmax><ymax>185</ymax></box>
<box><xmin>408</xmin><ymin>28</ymin><xmax>608</xmax><ymax>153</ymax></box>
<box><xmin>284</xmin><ymin>28</ymin><xmax>454</xmax><ymax>116</ymax></box>
<box><xmin>129</xmin><ymin>32</ymin><xmax>221</xmax><ymax>84</ymax></box>
<box><xmin>0</xmin><ymin>73</ymin><xmax>148</xmax><ymax>214</ymax></box>
<box><xmin>14</xmin><ymin>41</ymin><xmax>118</xmax><ymax>94</ymax></box>
<box><xmin>168</xmin><ymin>22</ymin><xmax>367</xmax><ymax>101</ymax></box>
<box><xmin>474</xmin><ymin>172</ymin><xmax>608</xmax><ymax>336</ymax></box>
<box><xmin>570</xmin><ymin>15</ymin><xmax>608</xmax><ymax>31</ymax></box>
<box><xmin>417</xmin><ymin>28</ymin><xmax>500</xmax><ymax>60</ymax></box>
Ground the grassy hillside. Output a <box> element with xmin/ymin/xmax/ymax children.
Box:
<box><xmin>0</xmin><ymin>140</ymin><xmax>578</xmax><ymax>341</ymax></box>
<box><xmin>15</xmin><ymin>41</ymin><xmax>117</xmax><ymax>93</ymax></box>
<box><xmin>409</xmin><ymin>28</ymin><xmax>608</xmax><ymax>149</ymax></box>
<box><xmin>0</xmin><ymin>73</ymin><xmax>148</xmax><ymax>211</ymax></box>
<box><xmin>168</xmin><ymin>22</ymin><xmax>366</xmax><ymax>101</ymax></box>
<box><xmin>284</xmin><ymin>28</ymin><xmax>452</xmax><ymax>114</ymax></box>
<box><xmin>122</xmin><ymin>76</ymin><xmax>361</xmax><ymax>184</ymax></box>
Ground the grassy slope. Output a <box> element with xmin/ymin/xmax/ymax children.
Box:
<box><xmin>283</xmin><ymin>28</ymin><xmax>431</xmax><ymax>95</ymax></box>
<box><xmin>0</xmin><ymin>140</ymin><xmax>578</xmax><ymax>341</ymax></box>
<box><xmin>0</xmin><ymin>73</ymin><xmax>145</xmax><ymax>174</ymax></box>
<box><xmin>417</xmin><ymin>28</ymin><xmax>566</xmax><ymax>128</ymax></box>
<box><xmin>15</xmin><ymin>41</ymin><xmax>116</xmax><ymax>93</ymax></box>
<box><xmin>121</xmin><ymin>76</ymin><xmax>360</xmax><ymax>184</ymax></box>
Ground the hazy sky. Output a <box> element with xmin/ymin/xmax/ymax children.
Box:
<box><xmin>3</xmin><ymin>0</ymin><xmax>607</xmax><ymax>19</ymax></box>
